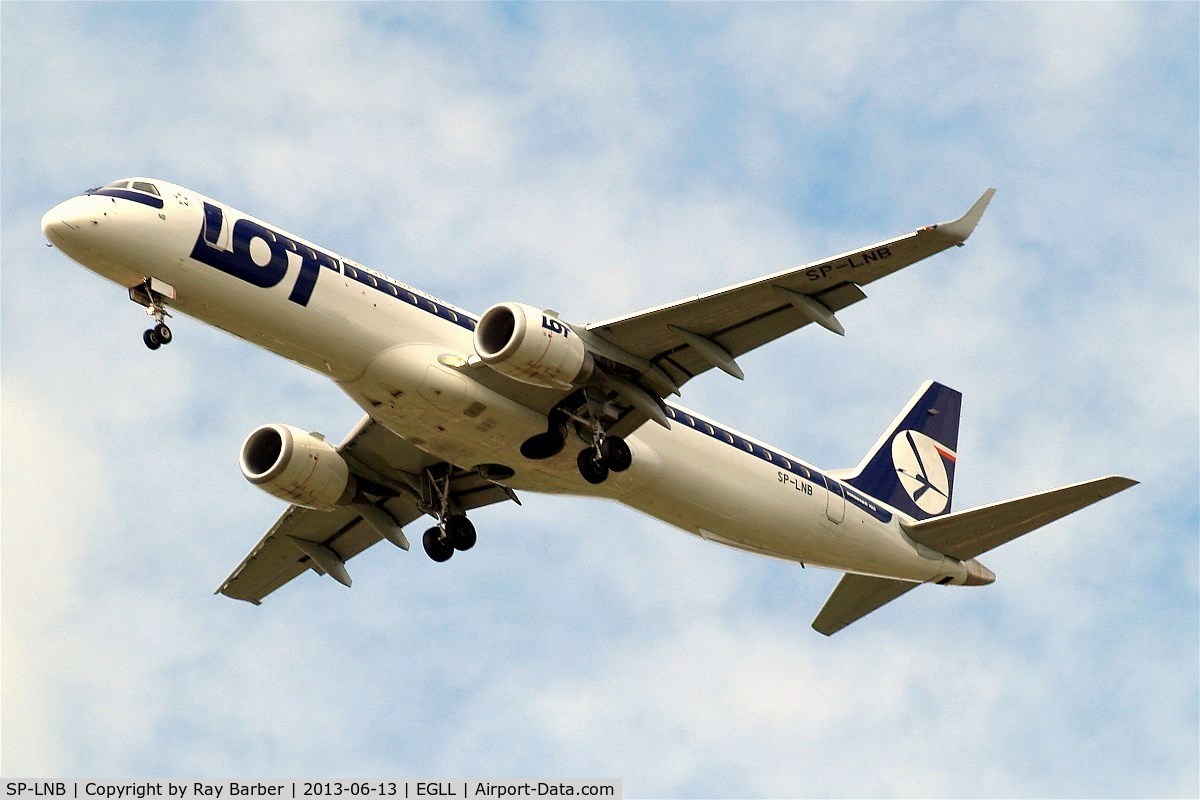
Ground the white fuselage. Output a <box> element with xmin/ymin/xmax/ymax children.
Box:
<box><xmin>42</xmin><ymin>179</ymin><xmax>974</xmax><ymax>585</ymax></box>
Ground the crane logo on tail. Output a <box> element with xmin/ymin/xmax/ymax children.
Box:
<box><xmin>891</xmin><ymin>430</ymin><xmax>956</xmax><ymax>515</ymax></box>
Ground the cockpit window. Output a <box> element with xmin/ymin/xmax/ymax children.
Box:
<box><xmin>105</xmin><ymin>180</ymin><xmax>130</xmax><ymax>189</ymax></box>
<box><xmin>131</xmin><ymin>181</ymin><xmax>160</xmax><ymax>196</ymax></box>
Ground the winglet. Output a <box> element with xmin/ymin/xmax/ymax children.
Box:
<box><xmin>925</xmin><ymin>188</ymin><xmax>996</xmax><ymax>244</ymax></box>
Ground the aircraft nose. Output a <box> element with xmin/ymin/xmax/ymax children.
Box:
<box><xmin>41</xmin><ymin>196</ymin><xmax>100</xmax><ymax>247</ymax></box>
<box><xmin>41</xmin><ymin>205</ymin><xmax>73</xmax><ymax>242</ymax></box>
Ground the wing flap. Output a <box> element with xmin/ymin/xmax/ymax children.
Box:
<box><xmin>901</xmin><ymin>475</ymin><xmax>1138</xmax><ymax>560</ymax></box>
<box><xmin>217</xmin><ymin>494</ymin><xmax>423</xmax><ymax>604</ymax></box>
<box><xmin>217</xmin><ymin>505</ymin><xmax>358</xmax><ymax>605</ymax></box>
<box><xmin>811</xmin><ymin>574</ymin><xmax>920</xmax><ymax>637</ymax></box>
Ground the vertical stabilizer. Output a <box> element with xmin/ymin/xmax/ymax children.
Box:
<box><xmin>843</xmin><ymin>381</ymin><xmax>961</xmax><ymax>520</ymax></box>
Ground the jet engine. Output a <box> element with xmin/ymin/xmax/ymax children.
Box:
<box><xmin>240</xmin><ymin>423</ymin><xmax>356</xmax><ymax>510</ymax></box>
<box><xmin>473</xmin><ymin>302</ymin><xmax>594</xmax><ymax>389</ymax></box>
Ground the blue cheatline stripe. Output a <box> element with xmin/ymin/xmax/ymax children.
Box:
<box><xmin>89</xmin><ymin>188</ymin><xmax>165</xmax><ymax>209</ymax></box>
<box><xmin>341</xmin><ymin>262</ymin><xmax>477</xmax><ymax>333</ymax></box>
<box><xmin>662</xmin><ymin>404</ymin><xmax>893</xmax><ymax>523</ymax></box>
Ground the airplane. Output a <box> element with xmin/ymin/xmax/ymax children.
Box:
<box><xmin>40</xmin><ymin>178</ymin><xmax>1136</xmax><ymax>634</ymax></box>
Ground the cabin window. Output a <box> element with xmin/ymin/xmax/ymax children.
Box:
<box><xmin>344</xmin><ymin>265</ymin><xmax>359</xmax><ymax>279</ymax></box>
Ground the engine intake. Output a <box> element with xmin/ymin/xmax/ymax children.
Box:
<box><xmin>240</xmin><ymin>423</ymin><xmax>356</xmax><ymax>510</ymax></box>
<box><xmin>473</xmin><ymin>302</ymin><xmax>593</xmax><ymax>389</ymax></box>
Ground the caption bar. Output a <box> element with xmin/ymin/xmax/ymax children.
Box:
<box><xmin>3</xmin><ymin>783</ymin><xmax>620</xmax><ymax>800</ymax></box>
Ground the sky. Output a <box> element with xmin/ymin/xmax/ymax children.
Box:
<box><xmin>1</xmin><ymin>2</ymin><xmax>1197</xmax><ymax>797</ymax></box>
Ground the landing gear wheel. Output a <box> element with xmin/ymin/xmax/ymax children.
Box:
<box><xmin>154</xmin><ymin>323</ymin><xmax>173</xmax><ymax>345</ymax></box>
<box><xmin>445</xmin><ymin>514</ymin><xmax>477</xmax><ymax>551</ymax></box>
<box><xmin>143</xmin><ymin>328</ymin><xmax>161</xmax><ymax>350</ymax></box>
<box><xmin>422</xmin><ymin>527</ymin><xmax>454</xmax><ymax>562</ymax></box>
<box><xmin>577</xmin><ymin>447</ymin><xmax>610</xmax><ymax>484</ymax></box>
<box><xmin>601</xmin><ymin>436</ymin><xmax>632</xmax><ymax>472</ymax></box>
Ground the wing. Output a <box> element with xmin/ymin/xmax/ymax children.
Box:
<box><xmin>217</xmin><ymin>416</ymin><xmax>519</xmax><ymax>604</ymax></box>
<box><xmin>580</xmin><ymin>190</ymin><xmax>995</xmax><ymax>434</ymax></box>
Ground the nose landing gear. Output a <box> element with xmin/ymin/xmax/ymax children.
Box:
<box><xmin>130</xmin><ymin>279</ymin><xmax>174</xmax><ymax>350</ymax></box>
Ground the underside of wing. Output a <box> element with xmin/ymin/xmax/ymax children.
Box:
<box><xmin>218</xmin><ymin>416</ymin><xmax>521</xmax><ymax>604</ymax></box>
<box><xmin>216</xmin><ymin>495</ymin><xmax>422</xmax><ymax>604</ymax></box>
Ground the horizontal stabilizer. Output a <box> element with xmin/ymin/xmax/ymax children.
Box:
<box><xmin>901</xmin><ymin>475</ymin><xmax>1138</xmax><ymax>560</ymax></box>
<box><xmin>812</xmin><ymin>574</ymin><xmax>919</xmax><ymax>636</ymax></box>
<box><xmin>812</xmin><ymin>475</ymin><xmax>1136</xmax><ymax>635</ymax></box>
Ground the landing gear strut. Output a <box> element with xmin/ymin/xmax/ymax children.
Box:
<box><xmin>130</xmin><ymin>279</ymin><xmax>173</xmax><ymax>350</ymax></box>
<box><xmin>573</xmin><ymin>387</ymin><xmax>633</xmax><ymax>484</ymax></box>
<box><xmin>419</xmin><ymin>467</ymin><xmax>477</xmax><ymax>563</ymax></box>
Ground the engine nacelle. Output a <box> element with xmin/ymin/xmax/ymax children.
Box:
<box><xmin>473</xmin><ymin>302</ymin><xmax>594</xmax><ymax>389</ymax></box>
<box><xmin>240</xmin><ymin>423</ymin><xmax>356</xmax><ymax>510</ymax></box>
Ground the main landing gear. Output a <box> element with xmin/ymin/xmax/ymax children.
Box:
<box><xmin>419</xmin><ymin>466</ymin><xmax>477</xmax><ymax>563</ymax></box>
<box><xmin>130</xmin><ymin>279</ymin><xmax>174</xmax><ymax>350</ymax></box>
<box><xmin>576</xmin><ymin>434</ymin><xmax>632</xmax><ymax>485</ymax></box>
<box><xmin>521</xmin><ymin>390</ymin><xmax>633</xmax><ymax>485</ymax></box>
<box><xmin>422</xmin><ymin>514</ymin><xmax>476</xmax><ymax>563</ymax></box>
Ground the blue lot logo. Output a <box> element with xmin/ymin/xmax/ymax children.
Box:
<box><xmin>190</xmin><ymin>202</ymin><xmax>337</xmax><ymax>307</ymax></box>
<box><xmin>891</xmin><ymin>429</ymin><xmax>951</xmax><ymax>515</ymax></box>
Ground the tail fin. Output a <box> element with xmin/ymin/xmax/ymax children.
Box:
<box><xmin>843</xmin><ymin>381</ymin><xmax>962</xmax><ymax>520</ymax></box>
